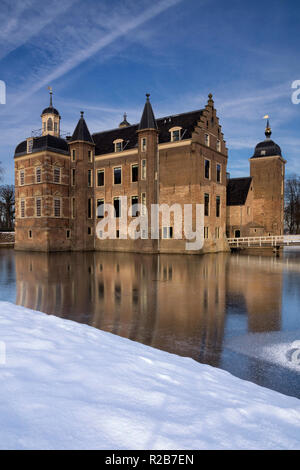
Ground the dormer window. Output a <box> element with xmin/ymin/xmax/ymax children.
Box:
<box><xmin>261</xmin><ymin>150</ymin><xmax>266</xmax><ymax>155</ymax></box>
<box><xmin>27</xmin><ymin>138</ymin><xmax>33</xmax><ymax>154</ymax></box>
<box><xmin>169</xmin><ymin>127</ymin><xmax>182</xmax><ymax>142</ymax></box>
<box><xmin>114</xmin><ymin>139</ymin><xmax>123</xmax><ymax>153</ymax></box>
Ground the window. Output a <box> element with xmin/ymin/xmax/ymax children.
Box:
<box><xmin>20</xmin><ymin>170</ymin><xmax>25</xmax><ymax>186</ymax></box>
<box><xmin>36</xmin><ymin>198</ymin><xmax>42</xmax><ymax>217</ymax></box>
<box><xmin>163</xmin><ymin>227</ymin><xmax>173</xmax><ymax>239</ymax></box>
<box><xmin>28</xmin><ymin>230</ymin><xmax>32</xmax><ymax>239</ymax></box>
<box><xmin>215</xmin><ymin>227</ymin><xmax>220</xmax><ymax>239</ymax></box>
<box><xmin>131</xmin><ymin>164</ymin><xmax>139</xmax><ymax>182</ymax></box>
<box><xmin>114</xmin><ymin>198</ymin><xmax>121</xmax><ymax>218</ymax></box>
<box><xmin>88</xmin><ymin>150</ymin><xmax>93</xmax><ymax>162</ymax></box>
<box><xmin>97</xmin><ymin>169</ymin><xmax>104</xmax><ymax>187</ymax></box>
<box><xmin>247</xmin><ymin>206</ymin><xmax>251</xmax><ymax>216</ymax></box>
<box><xmin>261</xmin><ymin>150</ymin><xmax>266</xmax><ymax>156</ymax></box>
<box><xmin>97</xmin><ymin>199</ymin><xmax>104</xmax><ymax>219</ymax></box>
<box><xmin>114</xmin><ymin>140</ymin><xmax>123</xmax><ymax>152</ymax></box>
<box><xmin>114</xmin><ymin>167</ymin><xmax>122</xmax><ymax>185</ymax></box>
<box><xmin>66</xmin><ymin>230</ymin><xmax>71</xmax><ymax>239</ymax></box>
<box><xmin>88</xmin><ymin>169</ymin><xmax>92</xmax><ymax>187</ymax></box>
<box><xmin>88</xmin><ymin>198</ymin><xmax>92</xmax><ymax>219</ymax></box>
<box><xmin>72</xmin><ymin>198</ymin><xmax>75</xmax><ymax>218</ymax></box>
<box><xmin>88</xmin><ymin>227</ymin><xmax>92</xmax><ymax>235</ymax></box>
<box><xmin>54</xmin><ymin>122</ymin><xmax>58</xmax><ymax>134</ymax></box>
<box><xmin>54</xmin><ymin>167</ymin><xmax>61</xmax><ymax>183</ymax></box>
<box><xmin>36</xmin><ymin>167</ymin><xmax>41</xmax><ymax>183</ymax></box>
<box><xmin>216</xmin><ymin>164</ymin><xmax>221</xmax><ymax>183</ymax></box>
<box><xmin>43</xmin><ymin>122</ymin><xmax>46</xmax><ymax>132</ymax></box>
<box><xmin>131</xmin><ymin>196</ymin><xmax>139</xmax><ymax>217</ymax></box>
<box><xmin>172</xmin><ymin>130</ymin><xmax>180</xmax><ymax>142</ymax></box>
<box><xmin>20</xmin><ymin>199</ymin><xmax>25</xmax><ymax>218</ymax></box>
<box><xmin>27</xmin><ymin>139</ymin><xmax>33</xmax><ymax>154</ymax></box>
<box><xmin>72</xmin><ymin>149</ymin><xmax>76</xmax><ymax>162</ymax></box>
<box><xmin>216</xmin><ymin>140</ymin><xmax>221</xmax><ymax>152</ymax></box>
<box><xmin>205</xmin><ymin>133</ymin><xmax>210</xmax><ymax>146</ymax></box>
<box><xmin>116</xmin><ymin>230</ymin><xmax>120</xmax><ymax>239</ymax></box>
<box><xmin>71</xmin><ymin>168</ymin><xmax>75</xmax><ymax>186</ymax></box>
<box><xmin>204</xmin><ymin>193</ymin><xmax>210</xmax><ymax>217</ymax></box>
<box><xmin>47</xmin><ymin>118</ymin><xmax>53</xmax><ymax>131</ymax></box>
<box><xmin>141</xmin><ymin>138</ymin><xmax>147</xmax><ymax>152</ymax></box>
<box><xmin>141</xmin><ymin>192</ymin><xmax>146</xmax><ymax>216</ymax></box>
<box><xmin>204</xmin><ymin>227</ymin><xmax>209</xmax><ymax>239</ymax></box>
<box><xmin>216</xmin><ymin>196</ymin><xmax>220</xmax><ymax>218</ymax></box>
<box><xmin>204</xmin><ymin>159</ymin><xmax>210</xmax><ymax>179</ymax></box>
<box><xmin>54</xmin><ymin>198</ymin><xmax>61</xmax><ymax>217</ymax></box>
<box><xmin>141</xmin><ymin>159</ymin><xmax>146</xmax><ymax>180</ymax></box>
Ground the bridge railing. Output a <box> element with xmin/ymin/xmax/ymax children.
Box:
<box><xmin>227</xmin><ymin>235</ymin><xmax>300</xmax><ymax>247</ymax></box>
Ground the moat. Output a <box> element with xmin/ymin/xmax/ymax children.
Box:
<box><xmin>0</xmin><ymin>248</ymin><xmax>299</xmax><ymax>398</ymax></box>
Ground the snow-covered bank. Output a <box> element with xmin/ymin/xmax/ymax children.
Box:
<box><xmin>0</xmin><ymin>301</ymin><xmax>299</xmax><ymax>450</ymax></box>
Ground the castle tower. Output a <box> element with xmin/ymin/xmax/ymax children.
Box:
<box><xmin>250</xmin><ymin>120</ymin><xmax>286</xmax><ymax>235</ymax></box>
<box><xmin>41</xmin><ymin>87</ymin><xmax>61</xmax><ymax>137</ymax></box>
<box><xmin>69</xmin><ymin>111</ymin><xmax>95</xmax><ymax>251</ymax></box>
<box><xmin>136</xmin><ymin>94</ymin><xmax>159</xmax><ymax>251</ymax></box>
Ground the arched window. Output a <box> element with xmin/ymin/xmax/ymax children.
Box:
<box><xmin>47</xmin><ymin>118</ymin><xmax>53</xmax><ymax>131</ymax></box>
<box><xmin>54</xmin><ymin>122</ymin><xmax>58</xmax><ymax>133</ymax></box>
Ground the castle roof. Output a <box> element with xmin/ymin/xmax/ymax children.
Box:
<box><xmin>41</xmin><ymin>106</ymin><xmax>60</xmax><ymax>116</ymax></box>
<box><xmin>251</xmin><ymin>139</ymin><xmax>282</xmax><ymax>158</ymax></box>
<box><xmin>70</xmin><ymin>112</ymin><xmax>94</xmax><ymax>144</ymax></box>
<box><xmin>92</xmin><ymin>109</ymin><xmax>203</xmax><ymax>156</ymax></box>
<box><xmin>251</xmin><ymin>120</ymin><xmax>282</xmax><ymax>158</ymax></box>
<box><xmin>227</xmin><ymin>177</ymin><xmax>252</xmax><ymax>206</ymax></box>
<box><xmin>14</xmin><ymin>134</ymin><xmax>69</xmax><ymax>157</ymax></box>
<box><xmin>139</xmin><ymin>94</ymin><xmax>158</xmax><ymax>131</ymax></box>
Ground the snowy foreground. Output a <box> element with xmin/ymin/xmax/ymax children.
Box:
<box><xmin>0</xmin><ymin>302</ymin><xmax>299</xmax><ymax>450</ymax></box>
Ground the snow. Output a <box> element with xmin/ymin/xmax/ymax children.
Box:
<box><xmin>225</xmin><ymin>331</ymin><xmax>300</xmax><ymax>372</ymax></box>
<box><xmin>0</xmin><ymin>301</ymin><xmax>299</xmax><ymax>450</ymax></box>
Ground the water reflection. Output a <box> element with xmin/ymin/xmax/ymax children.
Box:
<box><xmin>4</xmin><ymin>249</ymin><xmax>299</xmax><ymax>397</ymax></box>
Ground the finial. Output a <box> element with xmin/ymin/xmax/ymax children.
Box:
<box><xmin>208</xmin><ymin>93</ymin><xmax>213</xmax><ymax>100</ymax></box>
<box><xmin>263</xmin><ymin>115</ymin><xmax>272</xmax><ymax>139</ymax></box>
<box><xmin>146</xmin><ymin>93</ymin><xmax>150</xmax><ymax>101</ymax></box>
<box><xmin>80</xmin><ymin>111</ymin><xmax>84</xmax><ymax>117</ymax></box>
<box><xmin>124</xmin><ymin>112</ymin><xmax>127</xmax><ymax>120</ymax></box>
<box><xmin>48</xmin><ymin>86</ymin><xmax>53</xmax><ymax>107</ymax></box>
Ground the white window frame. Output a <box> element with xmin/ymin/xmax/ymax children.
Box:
<box><xmin>36</xmin><ymin>167</ymin><xmax>41</xmax><ymax>183</ymax></box>
<box><xmin>216</xmin><ymin>163</ymin><xmax>221</xmax><ymax>183</ymax></box>
<box><xmin>141</xmin><ymin>159</ymin><xmax>146</xmax><ymax>180</ymax></box>
<box><xmin>113</xmin><ymin>166</ymin><xmax>122</xmax><ymax>185</ymax></box>
<box><xmin>131</xmin><ymin>163</ymin><xmax>139</xmax><ymax>183</ymax></box>
<box><xmin>162</xmin><ymin>227</ymin><xmax>173</xmax><ymax>239</ymax></box>
<box><xmin>54</xmin><ymin>167</ymin><xmax>61</xmax><ymax>184</ymax></box>
<box><xmin>141</xmin><ymin>137</ymin><xmax>147</xmax><ymax>152</ymax></box>
<box><xmin>114</xmin><ymin>139</ymin><xmax>124</xmax><ymax>153</ymax></box>
<box><xmin>204</xmin><ymin>158</ymin><xmax>211</xmax><ymax>180</ymax></box>
<box><xmin>54</xmin><ymin>198</ymin><xmax>61</xmax><ymax>218</ymax></box>
<box><xmin>97</xmin><ymin>169</ymin><xmax>105</xmax><ymax>187</ymax></box>
<box><xmin>205</xmin><ymin>133</ymin><xmax>210</xmax><ymax>147</ymax></box>
<box><xmin>20</xmin><ymin>170</ymin><xmax>25</xmax><ymax>186</ymax></box>
<box><xmin>36</xmin><ymin>198</ymin><xmax>42</xmax><ymax>217</ymax></box>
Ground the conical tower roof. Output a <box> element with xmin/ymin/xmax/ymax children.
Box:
<box><xmin>70</xmin><ymin>111</ymin><xmax>94</xmax><ymax>143</ymax></box>
<box><xmin>138</xmin><ymin>94</ymin><xmax>158</xmax><ymax>130</ymax></box>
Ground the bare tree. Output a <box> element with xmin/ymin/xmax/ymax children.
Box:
<box><xmin>285</xmin><ymin>176</ymin><xmax>300</xmax><ymax>234</ymax></box>
<box><xmin>0</xmin><ymin>185</ymin><xmax>15</xmax><ymax>230</ymax></box>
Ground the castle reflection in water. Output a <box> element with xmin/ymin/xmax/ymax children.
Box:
<box><xmin>14</xmin><ymin>250</ymin><xmax>283</xmax><ymax>367</ymax></box>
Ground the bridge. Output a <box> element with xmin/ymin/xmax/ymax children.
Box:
<box><xmin>227</xmin><ymin>235</ymin><xmax>300</xmax><ymax>249</ymax></box>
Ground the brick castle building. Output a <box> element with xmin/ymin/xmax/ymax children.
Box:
<box><xmin>14</xmin><ymin>91</ymin><xmax>286</xmax><ymax>252</ymax></box>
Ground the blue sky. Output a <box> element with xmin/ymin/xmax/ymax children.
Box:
<box><xmin>0</xmin><ymin>0</ymin><xmax>300</xmax><ymax>183</ymax></box>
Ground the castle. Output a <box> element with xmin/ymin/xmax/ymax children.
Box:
<box><xmin>14</xmin><ymin>91</ymin><xmax>286</xmax><ymax>253</ymax></box>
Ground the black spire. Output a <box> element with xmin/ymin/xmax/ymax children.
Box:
<box><xmin>70</xmin><ymin>111</ymin><xmax>94</xmax><ymax>143</ymax></box>
<box><xmin>138</xmin><ymin>94</ymin><xmax>158</xmax><ymax>131</ymax></box>
<box><xmin>265</xmin><ymin>118</ymin><xmax>272</xmax><ymax>139</ymax></box>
